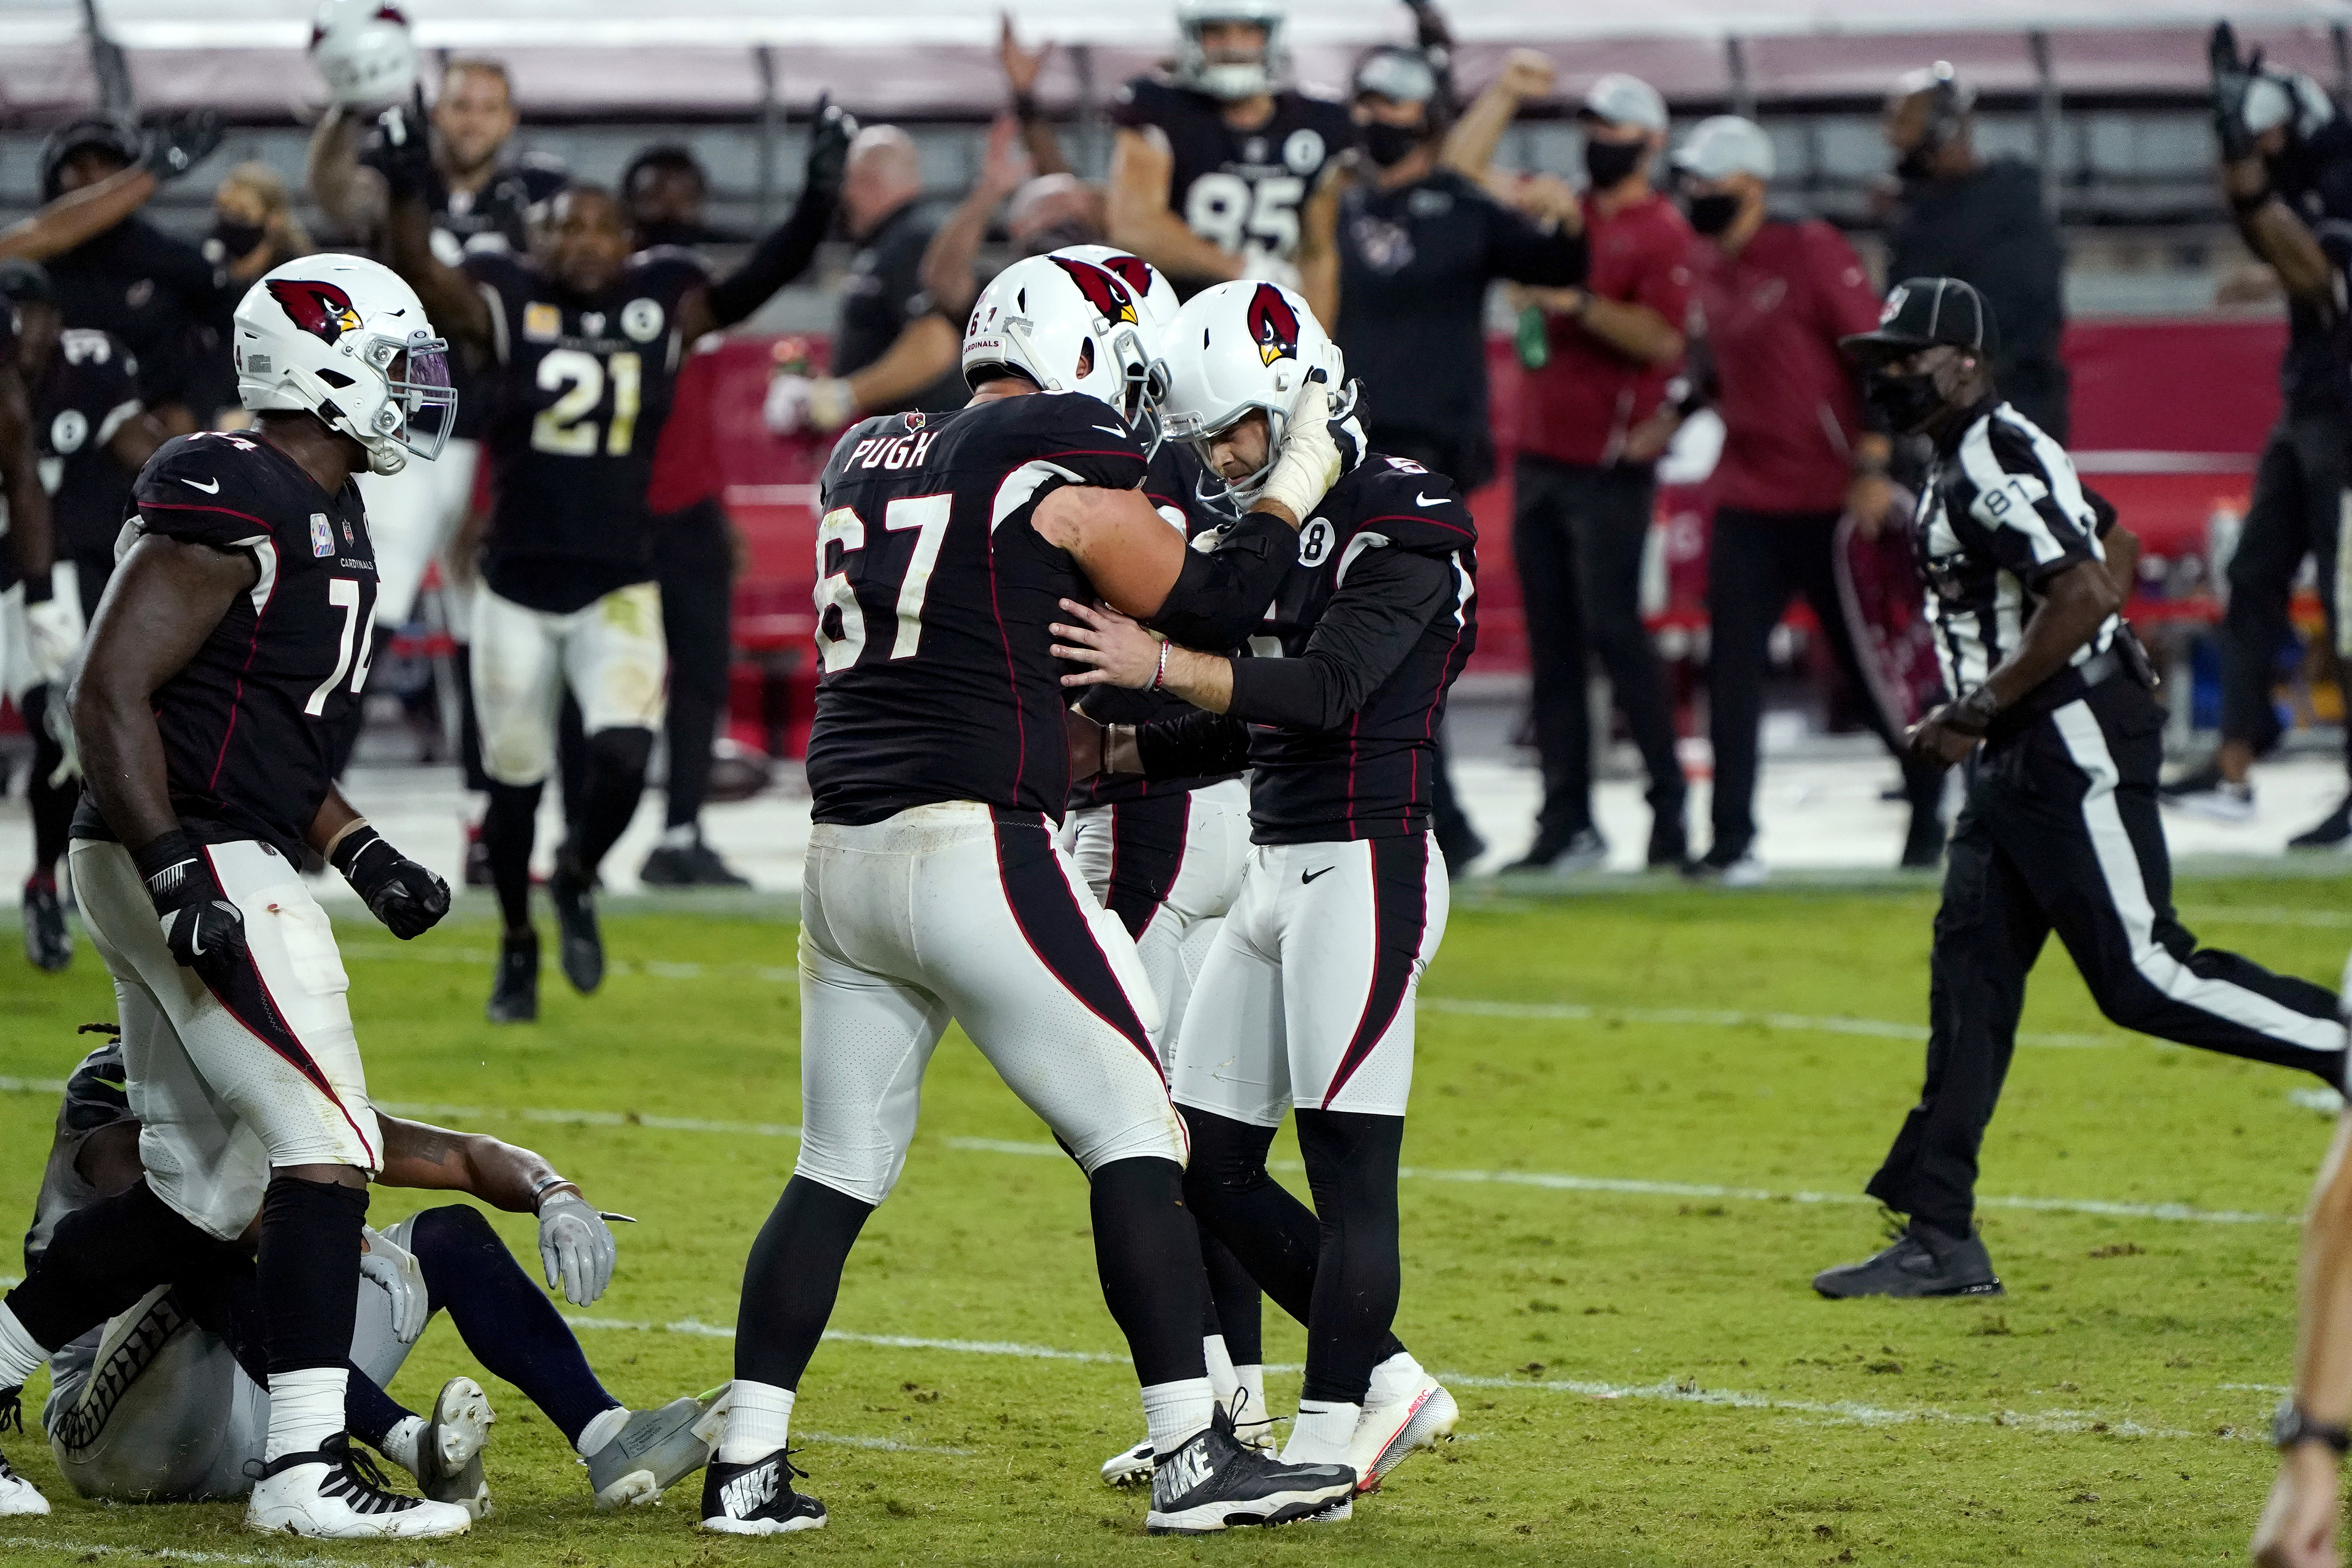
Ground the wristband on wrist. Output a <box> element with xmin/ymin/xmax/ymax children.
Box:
<box><xmin>132</xmin><ymin>828</ymin><xmax>201</xmax><ymax>890</ymax></box>
<box><xmin>532</xmin><ymin>1174</ymin><xmax>581</xmax><ymax>1211</ymax></box>
<box><xmin>1944</xmin><ymin>684</ymin><xmax>2003</xmax><ymax>737</ymax></box>
<box><xmin>2274</xmin><ymin>1399</ymin><xmax>2352</xmax><ymax>1454</ymax></box>
<box><xmin>322</xmin><ymin>817</ymin><xmax>372</xmax><ymax>863</ymax></box>
<box><xmin>1150</xmin><ymin>640</ymin><xmax>1171</xmax><ymax>692</ymax></box>
<box><xmin>1013</xmin><ymin>90</ymin><xmax>1040</xmax><ymax>122</ymax></box>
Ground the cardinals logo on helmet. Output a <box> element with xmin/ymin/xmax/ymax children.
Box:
<box><xmin>1097</xmin><ymin>254</ymin><xmax>1157</xmax><ymax>299</ymax></box>
<box><xmin>1246</xmin><ymin>283</ymin><xmax>1301</xmax><ymax>367</ymax></box>
<box><xmin>1049</xmin><ymin>257</ymin><xmax>1138</xmax><ymax>327</ymax></box>
<box><xmin>267</xmin><ymin>278</ymin><xmax>364</xmax><ymax>344</ymax></box>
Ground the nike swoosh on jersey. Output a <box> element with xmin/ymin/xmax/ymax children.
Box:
<box><xmin>1415</xmin><ymin>492</ymin><xmax>1446</xmax><ymax>507</ymax></box>
<box><xmin>181</xmin><ymin>476</ymin><xmax>222</xmax><ymax>494</ymax></box>
<box><xmin>1092</xmin><ymin>424</ymin><xmax>1131</xmax><ymax>437</ymax></box>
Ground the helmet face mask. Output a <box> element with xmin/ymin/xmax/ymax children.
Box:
<box><xmin>237</xmin><ymin>256</ymin><xmax>455</xmax><ymax>475</ymax></box>
<box><xmin>1175</xmin><ymin>0</ymin><xmax>1287</xmax><ymax>101</ymax></box>
<box><xmin>1159</xmin><ymin>279</ymin><xmax>1346</xmax><ymax>506</ymax></box>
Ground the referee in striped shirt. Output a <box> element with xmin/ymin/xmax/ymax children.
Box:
<box><xmin>1812</xmin><ymin>277</ymin><xmax>2350</xmax><ymax>1299</ymax></box>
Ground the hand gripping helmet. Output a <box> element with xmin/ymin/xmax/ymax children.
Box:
<box><xmin>1174</xmin><ymin>0</ymin><xmax>1287</xmax><ymax>101</ymax></box>
<box><xmin>309</xmin><ymin>0</ymin><xmax>419</xmax><ymax>109</ymax></box>
<box><xmin>233</xmin><ymin>254</ymin><xmax>455</xmax><ymax>475</ymax></box>
<box><xmin>1159</xmin><ymin>279</ymin><xmax>1349</xmax><ymax>502</ymax></box>
<box><xmin>962</xmin><ymin>253</ymin><xmax>1170</xmax><ymax>443</ymax></box>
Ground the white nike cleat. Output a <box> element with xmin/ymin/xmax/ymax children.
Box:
<box><xmin>586</xmin><ymin>1391</ymin><xmax>722</xmax><ymax>1509</ymax></box>
<box><xmin>1101</xmin><ymin>1437</ymin><xmax>1155</xmax><ymax>1487</ymax></box>
<box><xmin>413</xmin><ymin>1376</ymin><xmax>495</xmax><ymax>1519</ymax></box>
<box><xmin>0</xmin><ymin>1452</ymin><xmax>50</xmax><ymax>1516</ymax></box>
<box><xmin>248</xmin><ymin>1433</ymin><xmax>473</xmax><ymax>1538</ymax></box>
<box><xmin>1349</xmin><ymin>1356</ymin><xmax>1458</xmax><ymax>1492</ymax></box>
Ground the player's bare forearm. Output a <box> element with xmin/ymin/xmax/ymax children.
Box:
<box><xmin>1297</xmin><ymin>181</ymin><xmax>1340</xmax><ymax>327</ymax></box>
<box><xmin>376</xmin><ymin>1114</ymin><xmax>579</xmax><ymax>1213</ymax></box>
<box><xmin>2103</xmin><ymin>525</ymin><xmax>2142</xmax><ymax>602</ymax></box>
<box><xmin>2293</xmin><ymin>1112</ymin><xmax>2352</xmax><ymax>1426</ymax></box>
<box><xmin>0</xmin><ymin>167</ymin><xmax>159</xmax><ymax>264</ymax></box>
<box><xmin>386</xmin><ymin>191</ymin><xmax>491</xmax><ymax>350</ymax></box>
<box><xmin>1579</xmin><ymin>295</ymin><xmax>1684</xmax><ymax>366</ymax></box>
<box><xmin>1107</xmin><ymin>130</ymin><xmax>1243</xmax><ymax>286</ymax></box>
<box><xmin>1155</xmin><ymin>645</ymin><xmax>1235</xmax><ymax>713</ymax></box>
<box><xmin>305</xmin><ymin>785</ymin><xmax>365</xmax><ymax>857</ymax></box>
<box><xmin>72</xmin><ymin>536</ymin><xmax>252</xmax><ymax>852</ymax></box>
<box><xmin>845</xmin><ymin>316</ymin><xmax>960</xmax><ymax>418</ymax></box>
<box><xmin>2239</xmin><ymin>195</ymin><xmax>2337</xmax><ymax>313</ymax></box>
<box><xmin>107</xmin><ymin>410</ymin><xmax>169</xmax><ymax>476</ymax></box>
<box><xmin>919</xmin><ymin>189</ymin><xmax>1000</xmax><ymax>322</ymax></box>
<box><xmin>1983</xmin><ymin>559</ymin><xmax>2125</xmax><ymax>710</ymax></box>
<box><xmin>307</xmin><ymin>107</ymin><xmax>389</xmax><ymax>240</ymax></box>
<box><xmin>1019</xmin><ymin>116</ymin><xmax>1072</xmax><ymax>178</ymax></box>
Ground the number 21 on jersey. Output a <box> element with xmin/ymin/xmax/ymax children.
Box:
<box><xmin>814</xmin><ymin>495</ymin><xmax>951</xmax><ymax>672</ymax></box>
<box><xmin>531</xmin><ymin>347</ymin><xmax>641</xmax><ymax>457</ymax></box>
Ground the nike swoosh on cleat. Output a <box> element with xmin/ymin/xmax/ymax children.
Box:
<box><xmin>182</xmin><ymin>476</ymin><xmax>222</xmax><ymax>494</ymax></box>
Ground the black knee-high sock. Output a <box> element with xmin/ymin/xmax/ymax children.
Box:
<box><xmin>409</xmin><ymin>1205</ymin><xmax>619</xmax><ymax>1443</ymax></box>
<box><xmin>257</xmin><ymin>1175</ymin><xmax>368</xmax><ymax>1374</ymax></box>
<box><xmin>5</xmin><ymin>1181</ymin><xmax>234</xmax><ymax>1351</ymax></box>
<box><xmin>1201</xmin><ymin>1229</ymin><xmax>1263</xmax><ymax>1366</ymax></box>
<box><xmin>22</xmin><ymin>686</ymin><xmax>74</xmax><ymax>880</ymax></box>
<box><xmin>735</xmin><ymin>1175</ymin><xmax>874</xmax><ymax>1390</ymax></box>
<box><xmin>1180</xmin><ymin>1107</ymin><xmax>1404</xmax><ymax>1366</ymax></box>
<box><xmin>563</xmin><ymin>726</ymin><xmax>653</xmax><ymax>879</ymax></box>
<box><xmin>483</xmin><ymin>779</ymin><xmax>542</xmax><ymax>931</ymax></box>
<box><xmin>1089</xmin><ymin>1156</ymin><xmax>1210</xmax><ymax>1389</ymax></box>
<box><xmin>1293</xmin><ymin>1109</ymin><xmax>1405</xmax><ymax>1406</ymax></box>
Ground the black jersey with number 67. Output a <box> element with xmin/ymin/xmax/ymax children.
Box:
<box><xmin>465</xmin><ymin>247</ymin><xmax>708</xmax><ymax>614</ymax></box>
<box><xmin>70</xmin><ymin>432</ymin><xmax>378</xmax><ymax>862</ymax></box>
<box><xmin>804</xmin><ymin>392</ymin><xmax>1155</xmax><ymax>827</ymax></box>
<box><xmin>1112</xmin><ymin>76</ymin><xmax>1357</xmax><ymax>275</ymax></box>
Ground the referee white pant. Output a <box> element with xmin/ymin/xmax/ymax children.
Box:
<box><xmin>470</xmin><ymin>580</ymin><xmax>667</xmax><ymax>788</ymax></box>
<box><xmin>1173</xmin><ymin>832</ymin><xmax>1448</xmax><ymax>1127</ymax></box>
<box><xmin>795</xmin><ymin>801</ymin><xmax>1185</xmax><ymax>1206</ymax></box>
<box><xmin>70</xmin><ymin>838</ymin><xmax>382</xmax><ymax>1241</ymax></box>
<box><xmin>358</xmin><ymin>437</ymin><xmax>481</xmax><ymax>628</ymax></box>
<box><xmin>1059</xmin><ymin>778</ymin><xmax>1251</xmax><ymax>1054</ymax></box>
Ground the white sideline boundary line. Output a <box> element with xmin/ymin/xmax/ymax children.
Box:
<box><xmin>0</xmin><ymin>1080</ymin><xmax>2288</xmax><ymax>1225</ymax></box>
<box><xmin>561</xmin><ymin>1315</ymin><xmax>2228</xmax><ymax>1442</ymax></box>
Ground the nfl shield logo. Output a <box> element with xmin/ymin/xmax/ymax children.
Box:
<box><xmin>310</xmin><ymin>514</ymin><xmax>334</xmax><ymax>557</ymax></box>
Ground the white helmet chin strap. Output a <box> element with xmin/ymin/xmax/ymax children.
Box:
<box><xmin>997</xmin><ymin>317</ymin><xmax>1064</xmax><ymax>393</ymax></box>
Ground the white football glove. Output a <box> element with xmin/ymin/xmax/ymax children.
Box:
<box><xmin>537</xmin><ymin>1192</ymin><xmax>617</xmax><ymax>1307</ymax></box>
<box><xmin>43</xmin><ymin>694</ymin><xmax>80</xmax><ymax>789</ymax></box>
<box><xmin>1253</xmin><ymin>378</ymin><xmax>1346</xmax><ymax>523</ymax></box>
<box><xmin>23</xmin><ymin>591</ymin><xmax>84</xmax><ymax>690</ymax></box>
<box><xmin>359</xmin><ymin>1225</ymin><xmax>429</xmax><ymax>1345</ymax></box>
<box><xmin>1237</xmin><ymin>249</ymin><xmax>1303</xmax><ymax>292</ymax></box>
<box><xmin>762</xmin><ymin>374</ymin><xmax>857</xmax><ymax>437</ymax></box>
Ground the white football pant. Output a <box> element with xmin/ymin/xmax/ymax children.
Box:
<box><xmin>469</xmin><ymin>580</ymin><xmax>667</xmax><ymax>787</ymax></box>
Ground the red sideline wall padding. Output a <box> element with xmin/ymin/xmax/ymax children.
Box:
<box><xmin>693</xmin><ymin>317</ymin><xmax>2288</xmax><ymax>711</ymax></box>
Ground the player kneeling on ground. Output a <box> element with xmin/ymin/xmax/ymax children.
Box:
<box><xmin>8</xmin><ymin>1031</ymin><xmax>713</xmax><ymax>1518</ymax></box>
<box><xmin>708</xmin><ymin>254</ymin><xmax>1356</xmax><ymax>1537</ymax></box>
<box><xmin>0</xmin><ymin>255</ymin><xmax>469</xmax><ymax>1539</ymax></box>
<box><xmin>1058</xmin><ymin>279</ymin><xmax>1473</xmax><ymax>1516</ymax></box>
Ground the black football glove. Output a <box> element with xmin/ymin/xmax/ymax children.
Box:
<box><xmin>330</xmin><ymin>825</ymin><xmax>451</xmax><ymax>940</ymax></box>
<box><xmin>2210</xmin><ymin>22</ymin><xmax>2259</xmax><ymax>163</ymax></box>
<box><xmin>804</xmin><ymin>93</ymin><xmax>857</xmax><ymax>202</ymax></box>
<box><xmin>375</xmin><ymin>87</ymin><xmax>436</xmax><ymax>205</ymax></box>
<box><xmin>143</xmin><ymin>110</ymin><xmax>223</xmax><ymax>185</ymax></box>
<box><xmin>134</xmin><ymin>831</ymin><xmax>247</xmax><ymax>978</ymax></box>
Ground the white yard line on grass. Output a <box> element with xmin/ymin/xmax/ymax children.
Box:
<box><xmin>560</xmin><ymin>1316</ymin><xmax>2233</xmax><ymax>1441</ymax></box>
<box><xmin>0</xmin><ymin>1536</ymin><xmax>454</xmax><ymax>1568</ymax></box>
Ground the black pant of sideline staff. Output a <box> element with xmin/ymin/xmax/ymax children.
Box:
<box><xmin>1837</xmin><ymin>669</ymin><xmax>2346</xmax><ymax>1292</ymax></box>
<box><xmin>644</xmin><ymin>498</ymin><xmax>748</xmax><ymax>887</ymax></box>
<box><xmin>1705</xmin><ymin>509</ymin><xmax>1946</xmax><ymax>865</ymax></box>
<box><xmin>1512</xmin><ymin>454</ymin><xmax>1687</xmax><ymax>867</ymax></box>
<box><xmin>2218</xmin><ymin>410</ymin><xmax>2352</xmax><ymax>779</ymax></box>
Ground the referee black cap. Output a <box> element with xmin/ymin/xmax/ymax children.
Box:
<box><xmin>1840</xmin><ymin>276</ymin><xmax>1997</xmax><ymax>365</ymax></box>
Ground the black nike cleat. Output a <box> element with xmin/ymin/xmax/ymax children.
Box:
<box><xmin>1144</xmin><ymin>1407</ymin><xmax>1356</xmax><ymax>1536</ymax></box>
<box><xmin>2289</xmin><ymin>796</ymin><xmax>2352</xmax><ymax>851</ymax></box>
<box><xmin>1812</xmin><ymin>1218</ymin><xmax>2003</xmax><ymax>1299</ymax></box>
<box><xmin>639</xmin><ymin>839</ymin><xmax>752</xmax><ymax>888</ymax></box>
<box><xmin>548</xmin><ymin>854</ymin><xmax>604</xmax><ymax>994</ymax></box>
<box><xmin>22</xmin><ymin>875</ymin><xmax>70</xmax><ymax>972</ymax></box>
<box><xmin>699</xmin><ymin>1448</ymin><xmax>826</xmax><ymax>1534</ymax></box>
<box><xmin>486</xmin><ymin>928</ymin><xmax>540</xmax><ymax>1024</ymax></box>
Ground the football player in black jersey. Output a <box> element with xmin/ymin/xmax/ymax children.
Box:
<box><xmin>1107</xmin><ymin>0</ymin><xmax>1356</xmax><ymax>321</ymax></box>
<box><xmin>1057</xmin><ymin>279</ymin><xmax>1474</xmax><ymax>1514</ymax></box>
<box><xmin>377</xmin><ymin>96</ymin><xmax>846</xmax><ymax>1023</ymax></box>
<box><xmin>0</xmin><ymin>259</ymin><xmax>168</xmax><ymax>972</ymax></box>
<box><xmin>704</xmin><ymin>255</ymin><xmax>1358</xmax><ymax>1536</ymax></box>
<box><xmin>0</xmin><ymin>254</ymin><xmax>469</xmax><ymax>1539</ymax></box>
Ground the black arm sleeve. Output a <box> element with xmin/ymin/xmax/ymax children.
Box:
<box><xmin>1225</xmin><ymin>547</ymin><xmax>1451</xmax><ymax>730</ymax></box>
<box><xmin>702</xmin><ymin>179</ymin><xmax>839</xmax><ymax>330</ymax></box>
<box><xmin>1134</xmin><ymin>707</ymin><xmax>1252</xmax><ymax>780</ymax></box>
<box><xmin>1146</xmin><ymin>508</ymin><xmax>1300</xmax><ymax>648</ymax></box>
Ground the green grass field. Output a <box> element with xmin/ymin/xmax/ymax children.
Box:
<box><xmin>2</xmin><ymin>875</ymin><xmax>2350</xmax><ymax>1566</ymax></box>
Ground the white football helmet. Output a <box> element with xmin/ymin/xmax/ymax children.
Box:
<box><xmin>962</xmin><ymin>254</ymin><xmax>1170</xmax><ymax>440</ymax></box>
<box><xmin>309</xmin><ymin>0</ymin><xmax>418</xmax><ymax>110</ymax></box>
<box><xmin>1159</xmin><ymin>279</ymin><xmax>1348</xmax><ymax>502</ymax></box>
<box><xmin>1048</xmin><ymin>245</ymin><xmax>1179</xmax><ymax>332</ymax></box>
<box><xmin>233</xmin><ymin>254</ymin><xmax>454</xmax><ymax>476</ymax></box>
<box><xmin>1174</xmin><ymin>0</ymin><xmax>1287</xmax><ymax>100</ymax></box>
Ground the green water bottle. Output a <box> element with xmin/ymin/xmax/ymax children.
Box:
<box><xmin>1515</xmin><ymin>304</ymin><xmax>1550</xmax><ymax>371</ymax></box>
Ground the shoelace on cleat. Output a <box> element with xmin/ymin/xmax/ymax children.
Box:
<box><xmin>308</xmin><ymin>1435</ymin><xmax>425</xmax><ymax>1514</ymax></box>
<box><xmin>0</xmin><ymin>1386</ymin><xmax>23</xmax><ymax>1436</ymax></box>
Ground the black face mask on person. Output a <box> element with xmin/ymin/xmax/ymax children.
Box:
<box><xmin>1864</xmin><ymin>366</ymin><xmax>1951</xmax><ymax>435</ymax></box>
<box><xmin>210</xmin><ymin>220</ymin><xmax>267</xmax><ymax>261</ymax></box>
<box><xmin>1583</xmin><ymin>138</ymin><xmax>1646</xmax><ymax>191</ymax></box>
<box><xmin>1683</xmin><ymin>191</ymin><xmax>1743</xmax><ymax>236</ymax></box>
<box><xmin>1363</xmin><ymin>119</ymin><xmax>1429</xmax><ymax>170</ymax></box>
